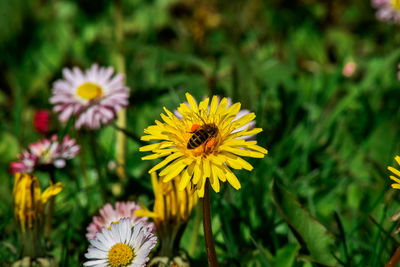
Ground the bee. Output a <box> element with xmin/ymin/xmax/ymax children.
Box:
<box><xmin>187</xmin><ymin>116</ymin><xmax>218</xmax><ymax>150</ymax></box>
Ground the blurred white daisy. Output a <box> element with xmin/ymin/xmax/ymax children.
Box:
<box><xmin>84</xmin><ymin>219</ymin><xmax>157</xmax><ymax>267</ymax></box>
<box><xmin>50</xmin><ymin>64</ymin><xmax>130</xmax><ymax>129</ymax></box>
<box><xmin>10</xmin><ymin>135</ymin><xmax>80</xmax><ymax>174</ymax></box>
<box><xmin>372</xmin><ymin>0</ymin><xmax>400</xmax><ymax>24</ymax></box>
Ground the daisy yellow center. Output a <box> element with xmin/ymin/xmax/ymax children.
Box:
<box><xmin>108</xmin><ymin>243</ymin><xmax>134</xmax><ymax>267</ymax></box>
<box><xmin>392</xmin><ymin>0</ymin><xmax>400</xmax><ymax>10</ymax></box>
<box><xmin>38</xmin><ymin>148</ymin><xmax>52</xmax><ymax>162</ymax></box>
<box><xmin>76</xmin><ymin>82</ymin><xmax>103</xmax><ymax>100</ymax></box>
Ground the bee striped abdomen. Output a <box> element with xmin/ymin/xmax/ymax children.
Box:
<box><xmin>187</xmin><ymin>129</ymin><xmax>208</xmax><ymax>149</ymax></box>
<box><xmin>187</xmin><ymin>123</ymin><xmax>218</xmax><ymax>150</ymax></box>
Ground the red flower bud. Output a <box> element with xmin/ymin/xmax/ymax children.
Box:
<box><xmin>33</xmin><ymin>110</ymin><xmax>50</xmax><ymax>134</ymax></box>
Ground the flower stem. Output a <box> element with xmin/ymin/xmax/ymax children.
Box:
<box><xmin>114</xmin><ymin>0</ymin><xmax>127</xmax><ymax>180</ymax></box>
<box><xmin>387</xmin><ymin>246</ymin><xmax>400</xmax><ymax>267</ymax></box>
<box><xmin>88</xmin><ymin>132</ymin><xmax>107</xmax><ymax>201</ymax></box>
<box><xmin>203</xmin><ymin>181</ymin><xmax>219</xmax><ymax>267</ymax></box>
<box><xmin>189</xmin><ymin>203</ymin><xmax>201</xmax><ymax>257</ymax></box>
<box><xmin>44</xmin><ymin>198</ymin><xmax>55</xmax><ymax>238</ymax></box>
<box><xmin>21</xmin><ymin>227</ymin><xmax>44</xmax><ymax>259</ymax></box>
<box><xmin>44</xmin><ymin>167</ymin><xmax>55</xmax><ymax>239</ymax></box>
<box><xmin>111</xmin><ymin>123</ymin><xmax>146</xmax><ymax>145</ymax></box>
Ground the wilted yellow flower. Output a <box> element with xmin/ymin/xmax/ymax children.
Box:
<box><xmin>13</xmin><ymin>173</ymin><xmax>64</xmax><ymax>232</ymax></box>
<box><xmin>388</xmin><ymin>156</ymin><xmax>400</xmax><ymax>189</ymax></box>
<box><xmin>136</xmin><ymin>173</ymin><xmax>197</xmax><ymax>259</ymax></box>
<box><xmin>135</xmin><ymin>172</ymin><xmax>198</xmax><ymax>231</ymax></box>
<box><xmin>171</xmin><ymin>0</ymin><xmax>221</xmax><ymax>42</ymax></box>
<box><xmin>191</xmin><ymin>3</ymin><xmax>221</xmax><ymax>42</ymax></box>
<box><xmin>140</xmin><ymin>93</ymin><xmax>267</xmax><ymax>197</ymax></box>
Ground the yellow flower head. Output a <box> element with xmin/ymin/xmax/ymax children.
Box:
<box><xmin>135</xmin><ymin>172</ymin><xmax>198</xmax><ymax>231</ymax></box>
<box><xmin>140</xmin><ymin>93</ymin><xmax>268</xmax><ymax>197</ymax></box>
<box><xmin>392</xmin><ymin>0</ymin><xmax>400</xmax><ymax>10</ymax></box>
<box><xmin>13</xmin><ymin>173</ymin><xmax>64</xmax><ymax>232</ymax></box>
<box><xmin>389</xmin><ymin>156</ymin><xmax>400</xmax><ymax>189</ymax></box>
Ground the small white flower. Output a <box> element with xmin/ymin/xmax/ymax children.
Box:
<box><xmin>84</xmin><ymin>218</ymin><xmax>157</xmax><ymax>267</ymax></box>
<box><xmin>50</xmin><ymin>64</ymin><xmax>130</xmax><ymax>129</ymax></box>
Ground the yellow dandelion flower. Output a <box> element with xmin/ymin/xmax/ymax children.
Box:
<box><xmin>135</xmin><ymin>172</ymin><xmax>198</xmax><ymax>231</ymax></box>
<box><xmin>13</xmin><ymin>173</ymin><xmax>64</xmax><ymax>232</ymax></box>
<box><xmin>140</xmin><ymin>93</ymin><xmax>268</xmax><ymax>197</ymax></box>
<box><xmin>389</xmin><ymin>155</ymin><xmax>400</xmax><ymax>189</ymax></box>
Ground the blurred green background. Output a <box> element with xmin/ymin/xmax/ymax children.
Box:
<box><xmin>1</xmin><ymin>0</ymin><xmax>400</xmax><ymax>266</ymax></box>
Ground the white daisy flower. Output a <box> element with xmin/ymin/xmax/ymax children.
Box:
<box><xmin>50</xmin><ymin>64</ymin><xmax>130</xmax><ymax>129</ymax></box>
<box><xmin>86</xmin><ymin>202</ymin><xmax>155</xmax><ymax>240</ymax></box>
<box><xmin>84</xmin><ymin>218</ymin><xmax>157</xmax><ymax>267</ymax></box>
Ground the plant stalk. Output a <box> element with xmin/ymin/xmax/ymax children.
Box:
<box><xmin>112</xmin><ymin>123</ymin><xmax>146</xmax><ymax>145</ymax></box>
<box><xmin>387</xmin><ymin>246</ymin><xmax>400</xmax><ymax>267</ymax></box>
<box><xmin>189</xmin><ymin>203</ymin><xmax>201</xmax><ymax>257</ymax></box>
<box><xmin>44</xmin><ymin>167</ymin><xmax>56</xmax><ymax>238</ymax></box>
<box><xmin>21</xmin><ymin>227</ymin><xmax>44</xmax><ymax>259</ymax></box>
<box><xmin>88</xmin><ymin>132</ymin><xmax>107</xmax><ymax>201</ymax></box>
<box><xmin>114</xmin><ymin>0</ymin><xmax>127</xmax><ymax>180</ymax></box>
<box><xmin>203</xmin><ymin>181</ymin><xmax>219</xmax><ymax>267</ymax></box>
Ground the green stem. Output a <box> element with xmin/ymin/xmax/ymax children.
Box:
<box><xmin>44</xmin><ymin>198</ymin><xmax>55</xmax><ymax>239</ymax></box>
<box><xmin>76</xmin><ymin>131</ymin><xmax>89</xmax><ymax>186</ymax></box>
<box><xmin>57</xmin><ymin>115</ymin><xmax>74</xmax><ymax>143</ymax></box>
<box><xmin>44</xmin><ymin>167</ymin><xmax>55</xmax><ymax>239</ymax></box>
<box><xmin>158</xmin><ymin>226</ymin><xmax>175</xmax><ymax>258</ymax></box>
<box><xmin>157</xmin><ymin>223</ymin><xmax>186</xmax><ymax>258</ymax></box>
<box><xmin>114</xmin><ymin>0</ymin><xmax>127</xmax><ymax>180</ymax></box>
<box><xmin>188</xmin><ymin>203</ymin><xmax>201</xmax><ymax>257</ymax></box>
<box><xmin>21</xmin><ymin>227</ymin><xmax>43</xmax><ymax>259</ymax></box>
<box><xmin>203</xmin><ymin>181</ymin><xmax>219</xmax><ymax>267</ymax></box>
<box><xmin>111</xmin><ymin>123</ymin><xmax>146</xmax><ymax>145</ymax></box>
<box><xmin>88</xmin><ymin>132</ymin><xmax>107</xmax><ymax>201</ymax></box>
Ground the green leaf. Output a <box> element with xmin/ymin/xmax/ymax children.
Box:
<box><xmin>0</xmin><ymin>131</ymin><xmax>19</xmax><ymax>163</ymax></box>
<box><xmin>274</xmin><ymin>243</ymin><xmax>300</xmax><ymax>267</ymax></box>
<box><xmin>271</xmin><ymin>180</ymin><xmax>337</xmax><ymax>266</ymax></box>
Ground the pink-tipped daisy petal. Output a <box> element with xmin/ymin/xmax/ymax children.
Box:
<box><xmin>51</xmin><ymin>64</ymin><xmax>130</xmax><ymax>129</ymax></box>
